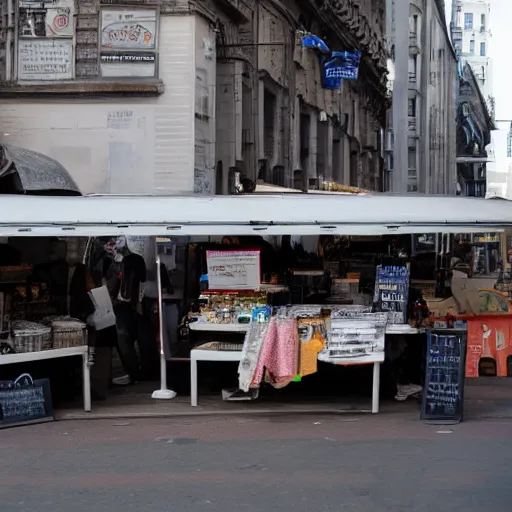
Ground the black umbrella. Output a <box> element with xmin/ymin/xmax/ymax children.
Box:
<box><xmin>0</xmin><ymin>144</ymin><xmax>81</xmax><ymax>196</ymax></box>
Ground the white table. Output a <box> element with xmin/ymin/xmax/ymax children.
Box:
<box><xmin>190</xmin><ymin>348</ymin><xmax>383</xmax><ymax>413</ymax></box>
<box><xmin>190</xmin><ymin>348</ymin><xmax>243</xmax><ymax>407</ymax></box>
<box><xmin>188</xmin><ymin>322</ymin><xmax>419</xmax><ymax>413</ymax></box>
<box><xmin>0</xmin><ymin>346</ymin><xmax>91</xmax><ymax>412</ymax></box>
<box><xmin>189</xmin><ymin>322</ymin><xmax>420</xmax><ymax>336</ymax></box>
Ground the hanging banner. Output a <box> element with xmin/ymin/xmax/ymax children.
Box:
<box><xmin>321</xmin><ymin>50</ymin><xmax>362</xmax><ymax>89</ymax></box>
<box><xmin>206</xmin><ymin>250</ymin><xmax>261</xmax><ymax>290</ymax></box>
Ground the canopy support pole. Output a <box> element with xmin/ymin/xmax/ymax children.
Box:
<box><xmin>152</xmin><ymin>252</ymin><xmax>177</xmax><ymax>400</ymax></box>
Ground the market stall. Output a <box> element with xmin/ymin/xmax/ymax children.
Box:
<box><xmin>0</xmin><ymin>241</ymin><xmax>93</xmax><ymax>413</ymax></box>
<box><xmin>0</xmin><ymin>192</ymin><xmax>511</xmax><ymax>415</ymax></box>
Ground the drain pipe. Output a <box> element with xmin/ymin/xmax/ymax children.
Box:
<box><xmin>6</xmin><ymin>0</ymin><xmax>13</xmax><ymax>80</ymax></box>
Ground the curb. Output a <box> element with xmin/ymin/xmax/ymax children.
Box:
<box><xmin>56</xmin><ymin>407</ymin><xmax>376</xmax><ymax>421</ymax></box>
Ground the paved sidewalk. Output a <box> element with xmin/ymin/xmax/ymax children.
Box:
<box><xmin>56</xmin><ymin>378</ymin><xmax>512</xmax><ymax>421</ymax></box>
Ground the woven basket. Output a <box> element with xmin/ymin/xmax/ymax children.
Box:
<box><xmin>12</xmin><ymin>321</ymin><xmax>52</xmax><ymax>353</ymax></box>
<box><xmin>52</xmin><ymin>320</ymin><xmax>86</xmax><ymax>349</ymax></box>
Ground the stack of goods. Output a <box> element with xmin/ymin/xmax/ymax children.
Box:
<box><xmin>197</xmin><ymin>291</ymin><xmax>268</xmax><ymax>325</ymax></box>
<box><xmin>319</xmin><ymin>311</ymin><xmax>387</xmax><ymax>362</ymax></box>
<box><xmin>11</xmin><ymin>320</ymin><xmax>52</xmax><ymax>353</ymax></box>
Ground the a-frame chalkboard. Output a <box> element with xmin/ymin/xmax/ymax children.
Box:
<box><xmin>421</xmin><ymin>329</ymin><xmax>467</xmax><ymax>424</ymax></box>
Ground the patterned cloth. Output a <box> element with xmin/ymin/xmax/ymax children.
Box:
<box><xmin>252</xmin><ymin>317</ymin><xmax>299</xmax><ymax>389</ymax></box>
<box><xmin>238</xmin><ymin>322</ymin><xmax>269</xmax><ymax>392</ymax></box>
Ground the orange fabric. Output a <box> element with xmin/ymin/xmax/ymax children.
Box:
<box><xmin>299</xmin><ymin>326</ymin><xmax>325</xmax><ymax>377</ymax></box>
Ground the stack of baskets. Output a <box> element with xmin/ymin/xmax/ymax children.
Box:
<box><xmin>51</xmin><ymin>320</ymin><xmax>87</xmax><ymax>349</ymax></box>
<box><xmin>11</xmin><ymin>321</ymin><xmax>52</xmax><ymax>353</ymax></box>
<box><xmin>10</xmin><ymin>318</ymin><xmax>87</xmax><ymax>353</ymax></box>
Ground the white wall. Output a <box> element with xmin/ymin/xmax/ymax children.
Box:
<box><xmin>0</xmin><ymin>16</ymin><xmax>196</xmax><ymax>195</ymax></box>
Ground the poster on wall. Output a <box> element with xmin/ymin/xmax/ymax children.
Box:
<box><xmin>45</xmin><ymin>4</ymin><xmax>74</xmax><ymax>37</ymax></box>
<box><xmin>100</xmin><ymin>8</ymin><xmax>157</xmax><ymax>77</ymax></box>
<box><xmin>100</xmin><ymin>9</ymin><xmax>157</xmax><ymax>51</ymax></box>
<box><xmin>206</xmin><ymin>250</ymin><xmax>261</xmax><ymax>290</ymax></box>
<box><xmin>18</xmin><ymin>38</ymin><xmax>73</xmax><ymax>80</ymax></box>
<box><xmin>19</xmin><ymin>0</ymin><xmax>74</xmax><ymax>38</ymax></box>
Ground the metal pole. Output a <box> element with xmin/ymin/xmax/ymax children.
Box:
<box><xmin>152</xmin><ymin>252</ymin><xmax>176</xmax><ymax>400</ymax></box>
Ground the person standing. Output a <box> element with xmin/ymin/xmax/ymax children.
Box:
<box><xmin>112</xmin><ymin>240</ymin><xmax>147</xmax><ymax>385</ymax></box>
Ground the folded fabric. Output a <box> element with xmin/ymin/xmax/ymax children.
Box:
<box><xmin>252</xmin><ymin>317</ymin><xmax>299</xmax><ymax>389</ymax></box>
<box><xmin>238</xmin><ymin>322</ymin><xmax>269</xmax><ymax>392</ymax></box>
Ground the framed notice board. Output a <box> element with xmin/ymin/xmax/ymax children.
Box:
<box><xmin>421</xmin><ymin>329</ymin><xmax>467</xmax><ymax>424</ymax></box>
<box><xmin>373</xmin><ymin>264</ymin><xmax>409</xmax><ymax>324</ymax></box>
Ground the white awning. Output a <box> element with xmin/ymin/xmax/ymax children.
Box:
<box><xmin>0</xmin><ymin>193</ymin><xmax>509</xmax><ymax>237</ymax></box>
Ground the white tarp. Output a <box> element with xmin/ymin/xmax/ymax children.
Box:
<box><xmin>0</xmin><ymin>193</ymin><xmax>510</xmax><ymax>237</ymax></box>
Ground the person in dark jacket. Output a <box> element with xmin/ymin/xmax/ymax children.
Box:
<box><xmin>113</xmin><ymin>244</ymin><xmax>147</xmax><ymax>385</ymax></box>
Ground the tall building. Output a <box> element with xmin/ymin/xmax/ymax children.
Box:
<box><xmin>385</xmin><ymin>0</ymin><xmax>458</xmax><ymax>194</ymax></box>
<box><xmin>0</xmin><ymin>0</ymin><xmax>389</xmax><ymax>195</ymax></box>
<box><xmin>450</xmin><ymin>0</ymin><xmax>493</xmax><ymax>112</ymax></box>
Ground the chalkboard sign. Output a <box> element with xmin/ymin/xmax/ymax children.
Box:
<box><xmin>421</xmin><ymin>330</ymin><xmax>467</xmax><ymax>424</ymax></box>
<box><xmin>0</xmin><ymin>373</ymin><xmax>54</xmax><ymax>428</ymax></box>
<box><xmin>373</xmin><ymin>265</ymin><xmax>409</xmax><ymax>324</ymax></box>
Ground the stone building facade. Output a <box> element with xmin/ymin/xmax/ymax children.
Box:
<box><xmin>0</xmin><ymin>0</ymin><xmax>388</xmax><ymax>194</ymax></box>
<box><xmin>386</xmin><ymin>0</ymin><xmax>458</xmax><ymax>195</ymax></box>
<box><xmin>456</xmin><ymin>62</ymin><xmax>495</xmax><ymax>197</ymax></box>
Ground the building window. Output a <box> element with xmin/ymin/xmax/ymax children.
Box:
<box><xmin>469</xmin><ymin>40</ymin><xmax>475</xmax><ymax>55</ymax></box>
<box><xmin>481</xmin><ymin>13</ymin><xmax>486</xmax><ymax>30</ymax></box>
<box><xmin>480</xmin><ymin>42</ymin><xmax>486</xmax><ymax>56</ymax></box>
<box><xmin>407</xmin><ymin>183</ymin><xmax>418</xmax><ymax>192</ymax></box>
<box><xmin>408</xmin><ymin>98</ymin><xmax>416</xmax><ymax>117</ymax></box>
<box><xmin>464</xmin><ymin>13</ymin><xmax>473</xmax><ymax>30</ymax></box>
<box><xmin>100</xmin><ymin>8</ymin><xmax>158</xmax><ymax>78</ymax></box>
<box><xmin>17</xmin><ymin>1</ymin><xmax>75</xmax><ymax>81</ymax></box>
<box><xmin>408</xmin><ymin>149</ymin><xmax>416</xmax><ymax>171</ymax></box>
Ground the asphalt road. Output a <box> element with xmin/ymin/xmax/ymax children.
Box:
<box><xmin>2</xmin><ymin>414</ymin><xmax>511</xmax><ymax>512</ymax></box>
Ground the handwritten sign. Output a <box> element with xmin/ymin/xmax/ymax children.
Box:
<box><xmin>421</xmin><ymin>331</ymin><xmax>466</xmax><ymax>424</ymax></box>
<box><xmin>18</xmin><ymin>39</ymin><xmax>73</xmax><ymax>80</ymax></box>
<box><xmin>206</xmin><ymin>250</ymin><xmax>261</xmax><ymax>290</ymax></box>
<box><xmin>373</xmin><ymin>265</ymin><xmax>409</xmax><ymax>324</ymax></box>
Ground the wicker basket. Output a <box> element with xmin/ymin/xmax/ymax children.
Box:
<box><xmin>12</xmin><ymin>321</ymin><xmax>52</xmax><ymax>353</ymax></box>
<box><xmin>52</xmin><ymin>320</ymin><xmax>86</xmax><ymax>349</ymax></box>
